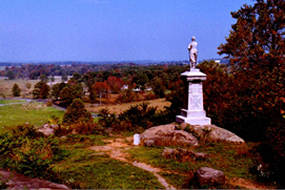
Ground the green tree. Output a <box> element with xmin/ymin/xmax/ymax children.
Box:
<box><xmin>58</xmin><ymin>83</ymin><xmax>83</xmax><ymax>107</ymax></box>
<box><xmin>6</xmin><ymin>70</ymin><xmax>15</xmax><ymax>80</ymax></box>
<box><xmin>12</xmin><ymin>83</ymin><xmax>21</xmax><ymax>97</ymax></box>
<box><xmin>51</xmin><ymin>82</ymin><xmax>67</xmax><ymax>101</ymax></box>
<box><xmin>32</xmin><ymin>81</ymin><xmax>50</xmax><ymax>99</ymax></box>
<box><xmin>62</xmin><ymin>98</ymin><xmax>92</xmax><ymax>125</ymax></box>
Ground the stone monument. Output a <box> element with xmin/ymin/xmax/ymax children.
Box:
<box><xmin>176</xmin><ymin>37</ymin><xmax>211</xmax><ymax>125</ymax></box>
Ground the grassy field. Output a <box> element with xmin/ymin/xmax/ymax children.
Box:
<box><xmin>0</xmin><ymin>102</ymin><xmax>64</xmax><ymax>133</ymax></box>
<box><xmin>127</xmin><ymin>143</ymin><xmax>256</xmax><ymax>188</ymax></box>
<box><xmin>85</xmin><ymin>98</ymin><xmax>171</xmax><ymax>114</ymax></box>
<box><xmin>0</xmin><ymin>79</ymin><xmax>39</xmax><ymax>98</ymax></box>
<box><xmin>0</xmin><ymin>99</ymin><xmax>26</xmax><ymax>104</ymax></box>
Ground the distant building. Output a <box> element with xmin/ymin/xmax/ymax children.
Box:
<box><xmin>121</xmin><ymin>85</ymin><xmax>128</xmax><ymax>90</ymax></box>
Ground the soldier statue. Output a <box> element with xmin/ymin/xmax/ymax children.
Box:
<box><xmin>188</xmin><ymin>36</ymin><xmax>198</xmax><ymax>68</ymax></box>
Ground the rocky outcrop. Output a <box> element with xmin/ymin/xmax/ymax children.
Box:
<box><xmin>181</xmin><ymin>123</ymin><xmax>245</xmax><ymax>144</ymax></box>
<box><xmin>195</xmin><ymin>167</ymin><xmax>225</xmax><ymax>187</ymax></box>
<box><xmin>162</xmin><ymin>147</ymin><xmax>207</xmax><ymax>161</ymax></box>
<box><xmin>140</xmin><ymin>124</ymin><xmax>199</xmax><ymax>147</ymax></box>
<box><xmin>0</xmin><ymin>169</ymin><xmax>69</xmax><ymax>189</ymax></box>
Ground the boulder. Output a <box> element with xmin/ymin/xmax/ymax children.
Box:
<box><xmin>37</xmin><ymin>124</ymin><xmax>58</xmax><ymax>136</ymax></box>
<box><xmin>141</xmin><ymin>124</ymin><xmax>198</xmax><ymax>147</ymax></box>
<box><xmin>181</xmin><ymin>123</ymin><xmax>245</xmax><ymax>144</ymax></box>
<box><xmin>195</xmin><ymin>167</ymin><xmax>225</xmax><ymax>187</ymax></box>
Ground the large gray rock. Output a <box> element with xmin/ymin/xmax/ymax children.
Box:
<box><xmin>181</xmin><ymin>123</ymin><xmax>245</xmax><ymax>144</ymax></box>
<box><xmin>141</xmin><ymin>124</ymin><xmax>198</xmax><ymax>147</ymax></box>
<box><xmin>37</xmin><ymin>124</ymin><xmax>58</xmax><ymax>136</ymax></box>
<box><xmin>195</xmin><ymin>167</ymin><xmax>225</xmax><ymax>186</ymax></box>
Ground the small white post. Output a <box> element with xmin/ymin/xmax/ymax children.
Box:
<box><xmin>133</xmin><ymin>134</ymin><xmax>140</xmax><ymax>145</ymax></box>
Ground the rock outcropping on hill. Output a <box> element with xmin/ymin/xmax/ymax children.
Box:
<box><xmin>140</xmin><ymin>124</ymin><xmax>199</xmax><ymax>147</ymax></box>
<box><xmin>140</xmin><ymin>123</ymin><xmax>244</xmax><ymax>146</ymax></box>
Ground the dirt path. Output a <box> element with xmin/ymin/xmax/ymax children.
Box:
<box><xmin>89</xmin><ymin>137</ymin><xmax>176</xmax><ymax>189</ymax></box>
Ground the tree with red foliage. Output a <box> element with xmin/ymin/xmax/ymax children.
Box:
<box><xmin>107</xmin><ymin>76</ymin><xmax>123</xmax><ymax>93</ymax></box>
<box><xmin>92</xmin><ymin>81</ymin><xmax>109</xmax><ymax>105</ymax></box>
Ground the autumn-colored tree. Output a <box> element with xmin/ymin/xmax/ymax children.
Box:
<box><xmin>151</xmin><ymin>77</ymin><xmax>166</xmax><ymax>98</ymax></box>
<box><xmin>218</xmin><ymin>0</ymin><xmax>285</xmax><ymax>185</ymax></box>
<box><xmin>12</xmin><ymin>83</ymin><xmax>21</xmax><ymax>97</ymax></box>
<box><xmin>218</xmin><ymin>0</ymin><xmax>285</xmax><ymax>139</ymax></box>
<box><xmin>62</xmin><ymin>98</ymin><xmax>92</xmax><ymax>125</ymax></box>
<box><xmin>25</xmin><ymin>82</ymin><xmax>32</xmax><ymax>90</ymax></box>
<box><xmin>32</xmin><ymin>81</ymin><xmax>50</xmax><ymax>99</ymax></box>
<box><xmin>92</xmin><ymin>81</ymin><xmax>109</xmax><ymax>104</ymax></box>
<box><xmin>107</xmin><ymin>76</ymin><xmax>123</xmax><ymax>93</ymax></box>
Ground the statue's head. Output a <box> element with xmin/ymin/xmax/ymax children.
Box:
<box><xmin>192</xmin><ymin>36</ymin><xmax>196</xmax><ymax>41</ymax></box>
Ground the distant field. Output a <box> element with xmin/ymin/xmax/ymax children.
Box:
<box><xmin>0</xmin><ymin>99</ymin><xmax>25</xmax><ymax>104</ymax></box>
<box><xmin>0</xmin><ymin>102</ymin><xmax>64</xmax><ymax>133</ymax></box>
<box><xmin>85</xmin><ymin>98</ymin><xmax>171</xmax><ymax>114</ymax></box>
<box><xmin>0</xmin><ymin>79</ymin><xmax>39</xmax><ymax>98</ymax></box>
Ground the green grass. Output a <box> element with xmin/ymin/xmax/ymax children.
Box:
<box><xmin>127</xmin><ymin>143</ymin><xmax>256</xmax><ymax>188</ymax></box>
<box><xmin>0</xmin><ymin>103</ymin><xmax>64</xmax><ymax>133</ymax></box>
<box><xmin>0</xmin><ymin>99</ymin><xmax>25</xmax><ymax>104</ymax></box>
<box><xmin>159</xmin><ymin>172</ymin><xmax>189</xmax><ymax>188</ymax></box>
<box><xmin>52</xmin><ymin>142</ymin><xmax>163</xmax><ymax>189</ymax></box>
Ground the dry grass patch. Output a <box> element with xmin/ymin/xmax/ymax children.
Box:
<box><xmin>0</xmin><ymin>79</ymin><xmax>39</xmax><ymax>98</ymax></box>
<box><xmin>85</xmin><ymin>98</ymin><xmax>171</xmax><ymax>114</ymax></box>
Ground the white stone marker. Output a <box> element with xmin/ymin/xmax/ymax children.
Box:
<box><xmin>176</xmin><ymin>68</ymin><xmax>211</xmax><ymax>125</ymax></box>
<box><xmin>133</xmin><ymin>134</ymin><xmax>140</xmax><ymax>145</ymax></box>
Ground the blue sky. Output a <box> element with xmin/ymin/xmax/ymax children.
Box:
<box><xmin>0</xmin><ymin>0</ymin><xmax>253</xmax><ymax>62</ymax></box>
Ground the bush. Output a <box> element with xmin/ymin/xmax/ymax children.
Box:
<box><xmin>0</xmin><ymin>125</ymin><xmax>68</xmax><ymax>179</ymax></box>
<box><xmin>98</xmin><ymin>109</ymin><xmax>119</xmax><ymax>129</ymax></box>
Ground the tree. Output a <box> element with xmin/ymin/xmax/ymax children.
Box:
<box><xmin>12</xmin><ymin>83</ymin><xmax>21</xmax><ymax>97</ymax></box>
<box><xmin>58</xmin><ymin>83</ymin><xmax>83</xmax><ymax>107</ymax></box>
<box><xmin>107</xmin><ymin>76</ymin><xmax>123</xmax><ymax>93</ymax></box>
<box><xmin>218</xmin><ymin>0</ymin><xmax>285</xmax><ymax>185</ymax></box>
<box><xmin>6</xmin><ymin>70</ymin><xmax>15</xmax><ymax>80</ymax></box>
<box><xmin>40</xmin><ymin>74</ymin><xmax>48</xmax><ymax>83</ymax></box>
<box><xmin>62</xmin><ymin>98</ymin><xmax>92</xmax><ymax>125</ymax></box>
<box><xmin>51</xmin><ymin>82</ymin><xmax>67</xmax><ymax>101</ymax></box>
<box><xmin>151</xmin><ymin>77</ymin><xmax>166</xmax><ymax>98</ymax></box>
<box><xmin>92</xmin><ymin>81</ymin><xmax>109</xmax><ymax>105</ymax></box>
<box><xmin>218</xmin><ymin>0</ymin><xmax>285</xmax><ymax>139</ymax></box>
<box><xmin>32</xmin><ymin>81</ymin><xmax>50</xmax><ymax>99</ymax></box>
<box><xmin>25</xmin><ymin>82</ymin><xmax>32</xmax><ymax>90</ymax></box>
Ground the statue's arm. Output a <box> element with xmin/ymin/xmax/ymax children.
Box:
<box><xmin>188</xmin><ymin>44</ymin><xmax>192</xmax><ymax>51</ymax></box>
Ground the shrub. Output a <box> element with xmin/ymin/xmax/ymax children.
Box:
<box><xmin>98</xmin><ymin>109</ymin><xmax>118</xmax><ymax>129</ymax></box>
<box><xmin>0</xmin><ymin>125</ymin><xmax>68</xmax><ymax>179</ymax></box>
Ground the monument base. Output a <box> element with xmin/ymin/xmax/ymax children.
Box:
<box><xmin>176</xmin><ymin>109</ymin><xmax>211</xmax><ymax>125</ymax></box>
